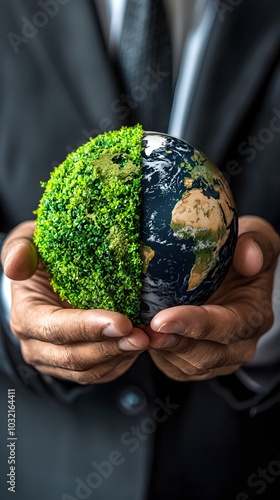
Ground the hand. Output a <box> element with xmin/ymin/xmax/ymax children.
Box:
<box><xmin>145</xmin><ymin>216</ymin><xmax>280</xmax><ymax>381</ymax></box>
<box><xmin>1</xmin><ymin>221</ymin><xmax>149</xmax><ymax>384</ymax></box>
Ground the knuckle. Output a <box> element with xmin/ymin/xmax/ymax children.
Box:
<box><xmin>9</xmin><ymin>319</ymin><xmax>23</xmax><ymax>339</ymax></box>
<box><xmin>41</xmin><ymin>322</ymin><xmax>64</xmax><ymax>344</ymax></box>
<box><xmin>70</xmin><ymin>370</ymin><xmax>93</xmax><ymax>385</ymax></box>
<box><xmin>59</xmin><ymin>347</ymin><xmax>80</xmax><ymax>370</ymax></box>
<box><xmin>261</xmin><ymin>314</ymin><xmax>274</xmax><ymax>334</ymax></box>
<box><xmin>10</xmin><ymin>307</ymin><xmax>66</xmax><ymax>345</ymax></box>
<box><xmin>231</xmin><ymin>319</ymin><xmax>249</xmax><ymax>341</ymax></box>
<box><xmin>183</xmin><ymin>364</ymin><xmax>202</xmax><ymax>376</ymax></box>
<box><xmin>189</xmin><ymin>320</ymin><xmax>210</xmax><ymax>340</ymax></box>
<box><xmin>20</xmin><ymin>343</ymin><xmax>37</xmax><ymax>366</ymax></box>
<box><xmin>62</xmin><ymin>347</ymin><xmax>93</xmax><ymax>371</ymax></box>
<box><xmin>241</xmin><ymin>343</ymin><xmax>256</xmax><ymax>364</ymax></box>
<box><xmin>171</xmin><ymin>354</ymin><xmax>203</xmax><ymax>375</ymax></box>
<box><xmin>174</xmin><ymin>338</ymin><xmax>195</xmax><ymax>355</ymax></box>
<box><xmin>195</xmin><ymin>350</ymin><xmax>227</xmax><ymax>370</ymax></box>
<box><xmin>70</xmin><ymin>359</ymin><xmax>129</xmax><ymax>385</ymax></box>
<box><xmin>10</xmin><ymin>310</ymin><xmax>28</xmax><ymax>340</ymax></box>
<box><xmin>97</xmin><ymin>340</ymin><xmax>122</xmax><ymax>362</ymax></box>
<box><xmin>243</xmin><ymin>307</ymin><xmax>274</xmax><ymax>340</ymax></box>
<box><xmin>70</xmin><ymin>367</ymin><xmax>112</xmax><ymax>385</ymax></box>
<box><xmin>168</xmin><ymin>373</ymin><xmax>188</xmax><ymax>382</ymax></box>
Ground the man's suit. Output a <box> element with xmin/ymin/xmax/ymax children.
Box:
<box><xmin>0</xmin><ymin>1</ymin><xmax>280</xmax><ymax>499</ymax></box>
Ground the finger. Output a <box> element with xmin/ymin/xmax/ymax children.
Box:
<box><xmin>32</xmin><ymin>357</ymin><xmax>137</xmax><ymax>385</ymax></box>
<box><xmin>149</xmin><ymin>346</ymin><xmax>202</xmax><ymax>376</ymax></box>
<box><xmin>148</xmin><ymin>350</ymin><xmax>241</xmax><ymax>381</ymax></box>
<box><xmin>148</xmin><ymin>302</ymin><xmax>267</xmax><ymax>345</ymax></box>
<box><xmin>11</xmin><ymin>301</ymin><xmax>149</xmax><ymax>347</ymax></box>
<box><xmin>149</xmin><ymin>335</ymin><xmax>255</xmax><ymax>371</ymax></box>
<box><xmin>234</xmin><ymin>216</ymin><xmax>280</xmax><ymax>276</ymax></box>
<box><xmin>162</xmin><ymin>336</ymin><xmax>255</xmax><ymax>367</ymax></box>
<box><xmin>233</xmin><ymin>234</ymin><xmax>264</xmax><ymax>277</ymax></box>
<box><xmin>20</xmin><ymin>329</ymin><xmax>149</xmax><ymax>370</ymax></box>
<box><xmin>1</xmin><ymin>221</ymin><xmax>38</xmax><ymax>280</ymax></box>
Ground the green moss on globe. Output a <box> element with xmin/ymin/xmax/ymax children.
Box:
<box><xmin>33</xmin><ymin>124</ymin><xmax>144</xmax><ymax>323</ymax></box>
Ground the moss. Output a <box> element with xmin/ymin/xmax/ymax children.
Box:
<box><xmin>33</xmin><ymin>124</ymin><xmax>144</xmax><ymax>323</ymax></box>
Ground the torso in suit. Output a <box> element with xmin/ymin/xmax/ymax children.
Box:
<box><xmin>0</xmin><ymin>1</ymin><xmax>280</xmax><ymax>499</ymax></box>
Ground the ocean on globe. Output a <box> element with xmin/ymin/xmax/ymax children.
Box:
<box><xmin>140</xmin><ymin>132</ymin><xmax>238</xmax><ymax>323</ymax></box>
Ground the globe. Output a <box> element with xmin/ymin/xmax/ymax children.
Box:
<box><xmin>140</xmin><ymin>132</ymin><xmax>238</xmax><ymax>323</ymax></box>
<box><xmin>34</xmin><ymin>125</ymin><xmax>238</xmax><ymax>324</ymax></box>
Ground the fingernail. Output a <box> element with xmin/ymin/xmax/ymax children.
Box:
<box><xmin>157</xmin><ymin>321</ymin><xmax>185</xmax><ymax>334</ymax></box>
<box><xmin>3</xmin><ymin>248</ymin><xmax>14</xmax><ymax>268</ymax></box>
<box><xmin>118</xmin><ymin>337</ymin><xmax>143</xmax><ymax>351</ymax></box>
<box><xmin>253</xmin><ymin>241</ymin><xmax>264</xmax><ymax>266</ymax></box>
<box><xmin>2</xmin><ymin>248</ymin><xmax>17</xmax><ymax>276</ymax></box>
<box><xmin>102</xmin><ymin>324</ymin><xmax>123</xmax><ymax>337</ymax></box>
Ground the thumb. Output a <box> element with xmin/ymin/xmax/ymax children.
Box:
<box><xmin>233</xmin><ymin>216</ymin><xmax>280</xmax><ymax>277</ymax></box>
<box><xmin>1</xmin><ymin>221</ymin><xmax>38</xmax><ymax>280</ymax></box>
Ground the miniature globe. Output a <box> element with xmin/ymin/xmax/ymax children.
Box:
<box><xmin>34</xmin><ymin>125</ymin><xmax>238</xmax><ymax>324</ymax></box>
<box><xmin>140</xmin><ymin>132</ymin><xmax>238</xmax><ymax>323</ymax></box>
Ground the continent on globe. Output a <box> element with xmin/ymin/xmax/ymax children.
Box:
<box><xmin>170</xmin><ymin>153</ymin><xmax>236</xmax><ymax>291</ymax></box>
<box><xmin>140</xmin><ymin>245</ymin><xmax>156</xmax><ymax>273</ymax></box>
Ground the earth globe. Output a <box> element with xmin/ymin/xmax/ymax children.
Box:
<box><xmin>140</xmin><ymin>131</ymin><xmax>238</xmax><ymax>323</ymax></box>
<box><xmin>34</xmin><ymin>125</ymin><xmax>238</xmax><ymax>324</ymax></box>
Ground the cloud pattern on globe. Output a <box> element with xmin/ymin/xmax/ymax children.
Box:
<box><xmin>140</xmin><ymin>132</ymin><xmax>238</xmax><ymax>323</ymax></box>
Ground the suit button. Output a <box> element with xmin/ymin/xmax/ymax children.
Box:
<box><xmin>118</xmin><ymin>386</ymin><xmax>147</xmax><ymax>415</ymax></box>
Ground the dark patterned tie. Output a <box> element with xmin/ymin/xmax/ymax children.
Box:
<box><xmin>118</xmin><ymin>0</ymin><xmax>173</xmax><ymax>132</ymax></box>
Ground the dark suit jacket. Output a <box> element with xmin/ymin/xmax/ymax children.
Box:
<box><xmin>0</xmin><ymin>1</ymin><xmax>280</xmax><ymax>499</ymax></box>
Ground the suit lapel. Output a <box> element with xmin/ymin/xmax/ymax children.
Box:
<box><xmin>182</xmin><ymin>0</ymin><xmax>280</xmax><ymax>167</ymax></box>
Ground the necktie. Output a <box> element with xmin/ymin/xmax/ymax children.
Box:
<box><xmin>118</xmin><ymin>0</ymin><xmax>173</xmax><ymax>132</ymax></box>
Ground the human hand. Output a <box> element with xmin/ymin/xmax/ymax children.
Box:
<box><xmin>145</xmin><ymin>216</ymin><xmax>280</xmax><ymax>381</ymax></box>
<box><xmin>1</xmin><ymin>221</ymin><xmax>149</xmax><ymax>384</ymax></box>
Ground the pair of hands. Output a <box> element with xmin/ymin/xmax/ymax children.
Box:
<box><xmin>1</xmin><ymin>216</ymin><xmax>280</xmax><ymax>384</ymax></box>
